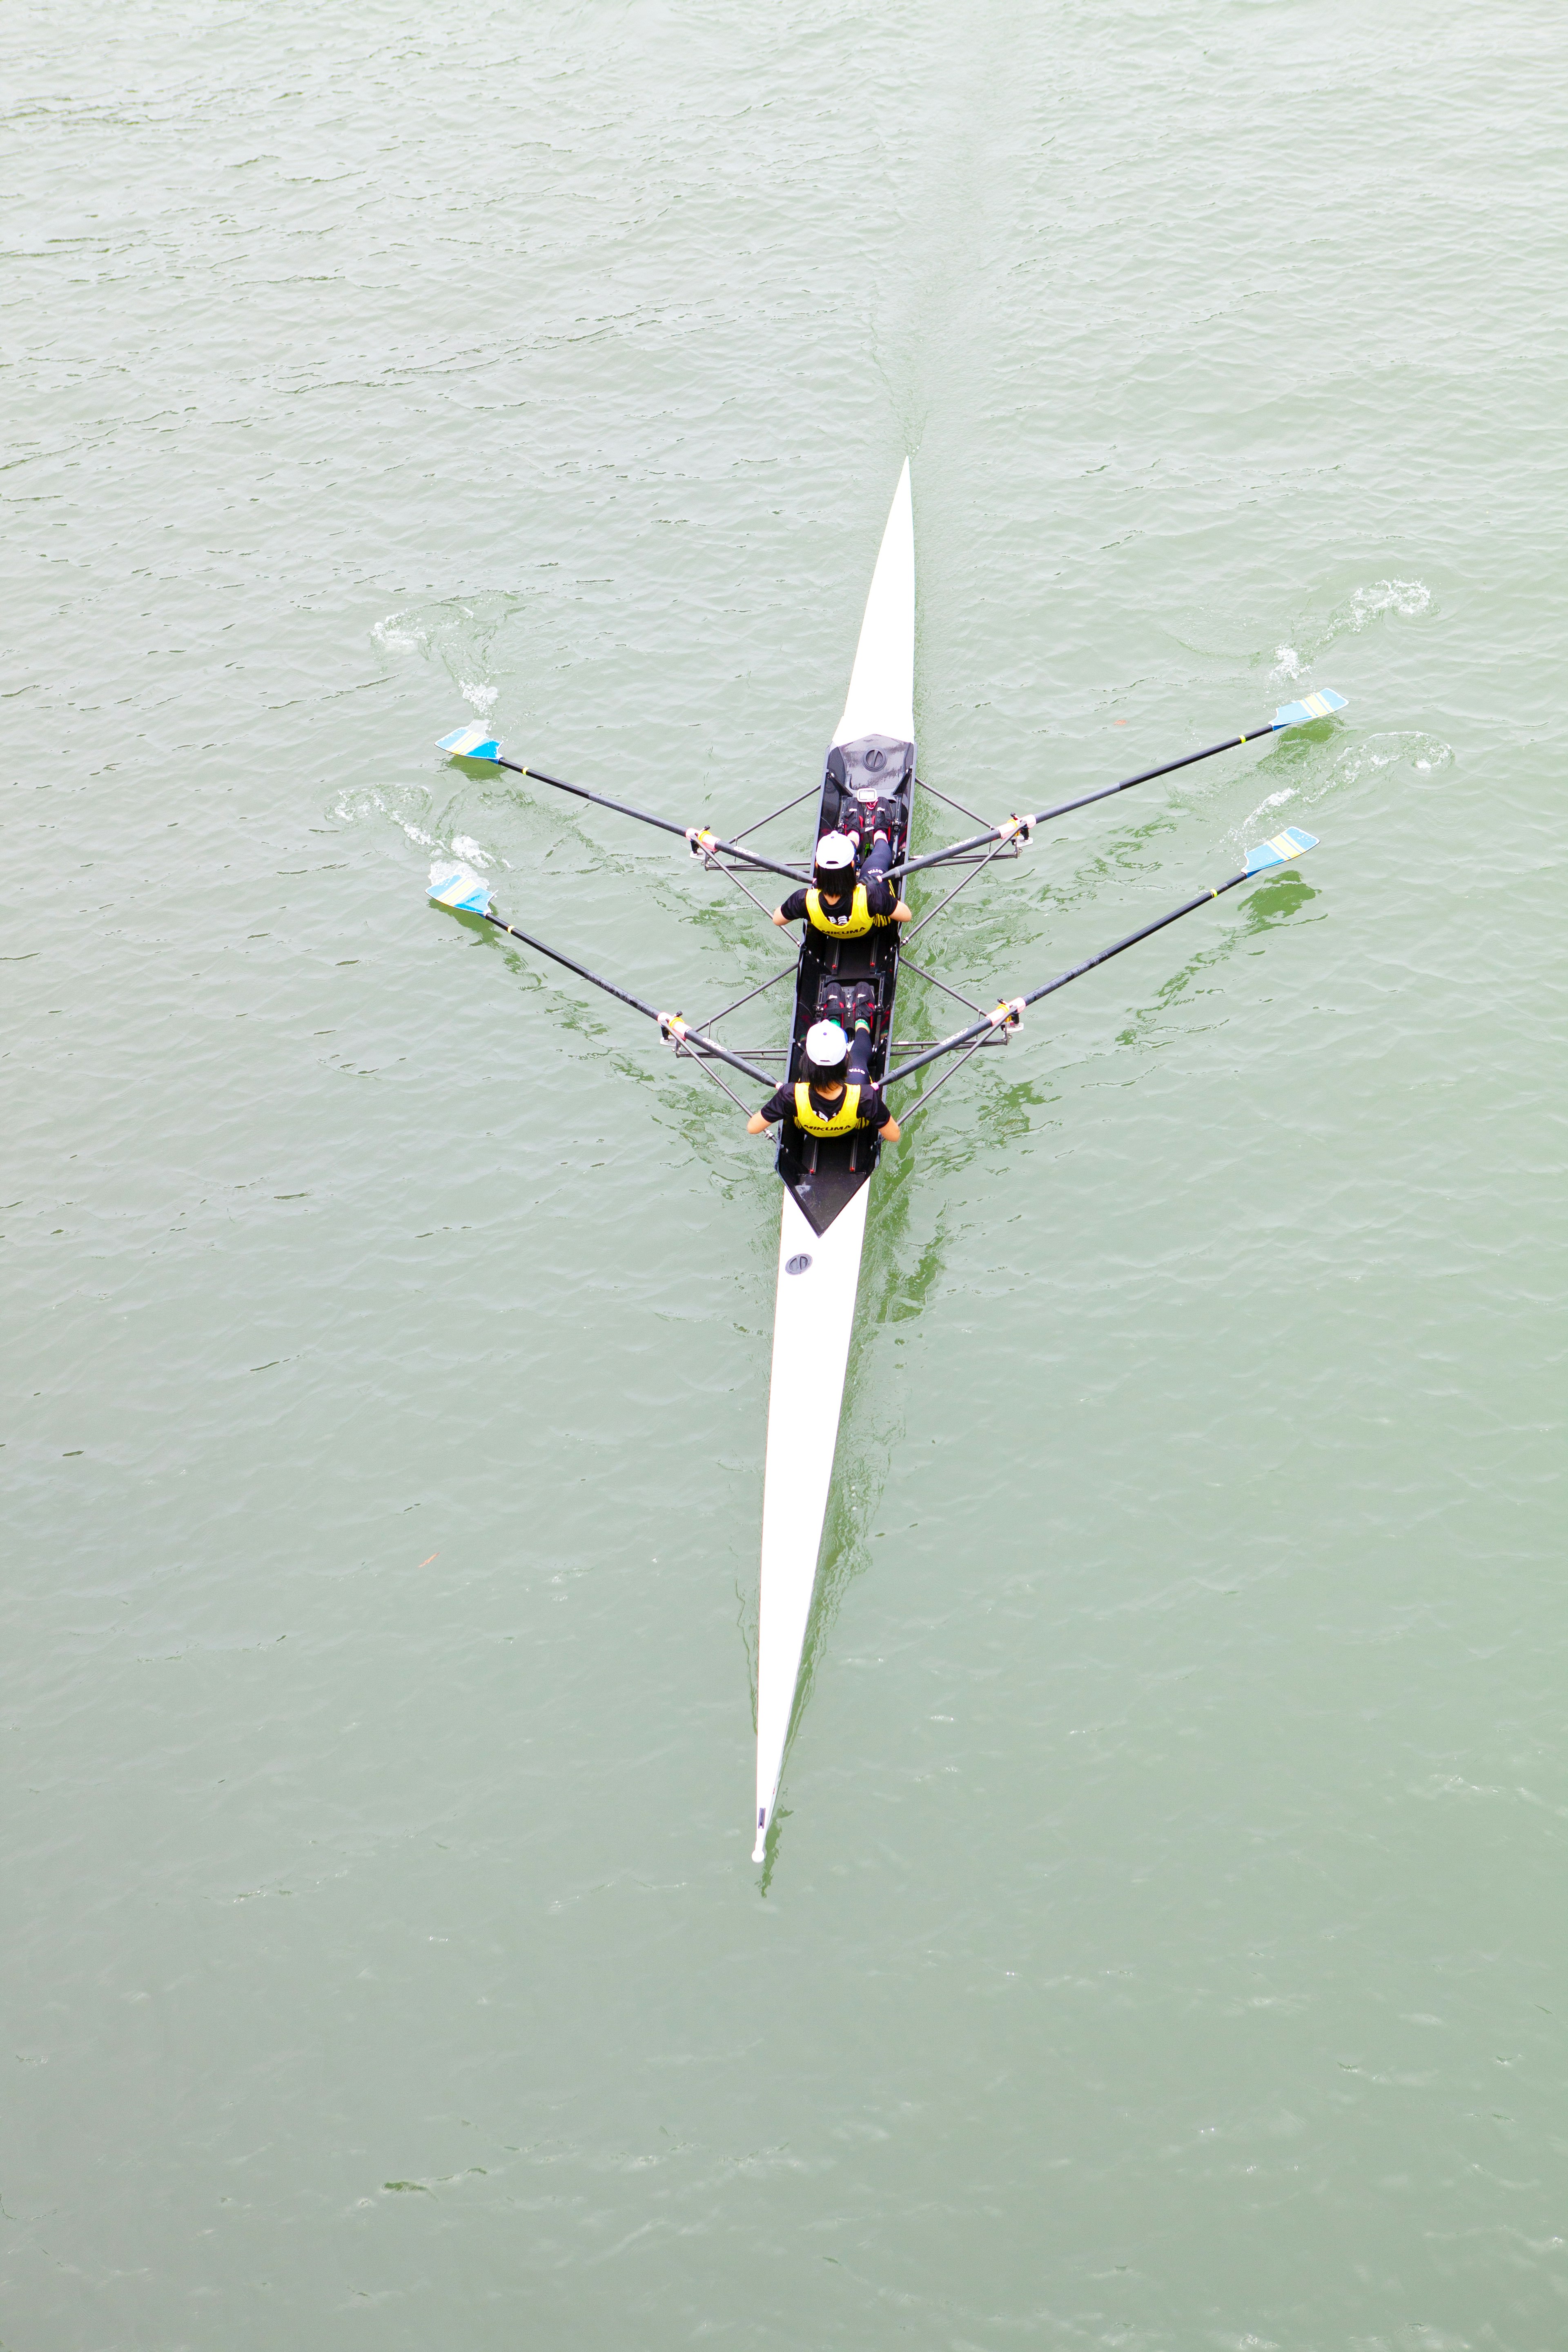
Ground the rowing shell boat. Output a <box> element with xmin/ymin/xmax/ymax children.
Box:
<box><xmin>753</xmin><ymin>460</ymin><xmax>914</xmax><ymax>1861</ymax></box>
<box><xmin>424</xmin><ymin>466</ymin><xmax>1345</xmax><ymax>1866</ymax></box>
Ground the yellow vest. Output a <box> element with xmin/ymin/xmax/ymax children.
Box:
<box><xmin>805</xmin><ymin>882</ymin><xmax>875</xmax><ymax>938</ymax></box>
<box><xmin>793</xmin><ymin>1082</ymin><xmax>863</xmax><ymax>1138</ymax></box>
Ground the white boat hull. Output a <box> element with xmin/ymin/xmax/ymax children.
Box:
<box><xmin>752</xmin><ymin>461</ymin><xmax>915</xmax><ymax>1863</ymax></box>
<box><xmin>752</xmin><ymin>1186</ymin><xmax>871</xmax><ymax>1858</ymax></box>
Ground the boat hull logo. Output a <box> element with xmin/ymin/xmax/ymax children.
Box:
<box><xmin>784</xmin><ymin>1253</ymin><xmax>813</xmax><ymax>1275</ymax></box>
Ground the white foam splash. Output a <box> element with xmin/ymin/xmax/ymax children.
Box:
<box><xmin>1241</xmin><ymin>785</ymin><xmax>1296</xmax><ymax>837</ymax></box>
<box><xmin>1347</xmin><ymin>578</ymin><xmax>1431</xmax><ymax>628</ymax></box>
<box><xmin>1329</xmin><ymin>731</ymin><xmax>1453</xmax><ymax>793</ymax></box>
<box><xmin>460</xmin><ymin>680</ymin><xmax>498</xmax><ymax>713</ymax></box>
<box><xmin>1263</xmin><ymin>578</ymin><xmax>1433</xmax><ymax>675</ymax></box>
<box><xmin>373</xmin><ymin>615</ymin><xmax>427</xmax><ymax>653</ymax></box>
<box><xmin>333</xmin><ymin>788</ymin><xmax>393</xmax><ymax>826</ymax></box>
<box><xmin>330</xmin><ymin>784</ymin><xmax>445</xmax><ymax>853</ymax></box>
<box><xmin>451</xmin><ymin>834</ymin><xmax>489</xmax><ymax>866</ymax></box>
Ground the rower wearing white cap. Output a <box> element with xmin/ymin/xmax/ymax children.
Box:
<box><xmin>771</xmin><ymin>827</ymin><xmax>910</xmax><ymax>940</ymax></box>
<box><xmin>747</xmin><ymin>1018</ymin><xmax>901</xmax><ymax>1144</ymax></box>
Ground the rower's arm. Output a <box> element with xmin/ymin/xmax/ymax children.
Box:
<box><xmin>891</xmin><ymin>899</ymin><xmax>911</xmax><ymax>922</ymax></box>
<box><xmin>878</xmin><ymin>1114</ymin><xmax>901</xmax><ymax>1141</ymax></box>
<box><xmin>771</xmin><ymin>906</ymin><xmax>789</xmax><ymax>926</ymax></box>
<box><xmin>746</xmin><ymin>1111</ymin><xmax>774</xmax><ymax>1134</ymax></box>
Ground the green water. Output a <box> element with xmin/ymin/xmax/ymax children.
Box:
<box><xmin>5</xmin><ymin>4</ymin><xmax>1564</xmax><ymax>2345</ymax></box>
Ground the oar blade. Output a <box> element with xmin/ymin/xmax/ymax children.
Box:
<box><xmin>428</xmin><ymin>860</ymin><xmax>493</xmax><ymax>914</ymax></box>
<box><xmin>437</xmin><ymin>723</ymin><xmax>502</xmax><ymax>761</ymax></box>
<box><xmin>1274</xmin><ymin>688</ymin><xmax>1347</xmax><ymax>728</ymax></box>
<box><xmin>1245</xmin><ymin>825</ymin><xmax>1319</xmax><ymax>876</ymax></box>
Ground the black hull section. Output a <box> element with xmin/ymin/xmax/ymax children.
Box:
<box><xmin>777</xmin><ymin>734</ymin><xmax>915</xmax><ymax>1238</ymax></box>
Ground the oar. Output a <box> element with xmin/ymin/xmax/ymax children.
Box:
<box><xmin>428</xmin><ymin>862</ymin><xmax>776</xmax><ymax>1089</ymax></box>
<box><xmin>884</xmin><ymin>692</ymin><xmax>1346</xmax><ymax>883</ymax></box>
<box><xmin>437</xmin><ymin>726</ymin><xmax>810</xmax><ymax>887</ymax></box>
<box><xmin>884</xmin><ymin>826</ymin><xmax>1319</xmax><ymax>1088</ymax></box>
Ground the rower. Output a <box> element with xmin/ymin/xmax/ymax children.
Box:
<box><xmin>747</xmin><ymin>1016</ymin><xmax>901</xmax><ymax>1144</ymax></box>
<box><xmin>771</xmin><ymin>826</ymin><xmax>910</xmax><ymax>940</ymax></box>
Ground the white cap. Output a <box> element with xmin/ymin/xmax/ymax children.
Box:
<box><xmin>804</xmin><ymin>1020</ymin><xmax>849</xmax><ymax>1069</ymax></box>
<box><xmin>814</xmin><ymin>831</ymin><xmax>856</xmax><ymax>872</ymax></box>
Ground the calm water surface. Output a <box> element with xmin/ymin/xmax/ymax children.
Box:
<box><xmin>4</xmin><ymin>4</ymin><xmax>1564</xmax><ymax>2346</ymax></box>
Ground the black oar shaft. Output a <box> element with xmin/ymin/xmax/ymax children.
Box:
<box><xmin>479</xmin><ymin>910</ymin><xmax>775</xmax><ymax>1088</ymax></box>
<box><xmin>1018</xmin><ymin>871</ymin><xmax>1244</xmax><ymax>1015</ymax></box>
<box><xmin>1029</xmin><ymin>722</ymin><xmax>1278</xmax><ymax>829</ymax></box>
<box><xmin>886</xmin><ymin>719</ymin><xmax>1280</xmax><ymax>882</ymax></box>
<box><xmin>481</xmin><ymin>907</ymin><xmax>660</xmax><ymax>1019</ymax></box>
<box><xmin>883</xmin><ymin>870</ymin><xmax>1246</xmax><ymax>1087</ymax></box>
<box><xmin>495</xmin><ymin>757</ymin><xmax>808</xmax><ymax>887</ymax></box>
<box><xmin>496</xmin><ymin>755</ymin><xmax>686</xmax><ymax>842</ymax></box>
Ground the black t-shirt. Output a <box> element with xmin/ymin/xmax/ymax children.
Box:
<box><xmin>778</xmin><ymin>874</ymin><xmax>896</xmax><ymax>925</ymax></box>
<box><xmin>760</xmin><ymin>1079</ymin><xmax>890</xmax><ymax>1132</ymax></box>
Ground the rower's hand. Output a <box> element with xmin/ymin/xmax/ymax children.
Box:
<box><xmin>746</xmin><ymin>1111</ymin><xmax>771</xmax><ymax>1135</ymax></box>
<box><xmin>891</xmin><ymin>900</ymin><xmax>911</xmax><ymax>922</ymax></box>
<box><xmin>878</xmin><ymin>1116</ymin><xmax>901</xmax><ymax>1142</ymax></box>
<box><xmin>771</xmin><ymin>907</ymin><xmax>788</xmax><ymax>927</ymax></box>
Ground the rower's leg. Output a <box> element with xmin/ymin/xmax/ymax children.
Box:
<box><xmin>847</xmin><ymin>982</ymin><xmax>878</xmax><ymax>1081</ymax></box>
<box><xmin>815</xmin><ymin>976</ymin><xmax>847</xmax><ymax>1032</ymax></box>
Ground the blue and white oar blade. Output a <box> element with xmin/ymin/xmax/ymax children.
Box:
<box><xmin>437</xmin><ymin>723</ymin><xmax>502</xmax><ymax>761</ymax></box>
<box><xmin>1246</xmin><ymin>825</ymin><xmax>1319</xmax><ymax>877</ymax></box>
<box><xmin>1274</xmin><ymin>688</ymin><xmax>1348</xmax><ymax>728</ymax></box>
<box><xmin>428</xmin><ymin>860</ymin><xmax>493</xmax><ymax>914</ymax></box>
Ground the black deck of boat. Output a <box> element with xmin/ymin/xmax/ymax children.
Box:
<box><xmin>776</xmin><ymin>733</ymin><xmax>915</xmax><ymax>1238</ymax></box>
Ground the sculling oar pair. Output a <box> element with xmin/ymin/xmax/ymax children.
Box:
<box><xmin>428</xmin><ymin>861</ymin><xmax>774</xmax><ymax>1102</ymax></box>
<box><xmin>429</xmin><ymin>822</ymin><xmax>1320</xmax><ymax>1121</ymax></box>
<box><xmin>437</xmin><ymin>725</ymin><xmax>810</xmax><ymax>887</ymax></box>
<box><xmin>439</xmin><ymin>692</ymin><xmax>1344</xmax><ymax>915</ymax></box>
<box><xmin>882</xmin><ymin>691</ymin><xmax>1345</xmax><ymax>882</ymax></box>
